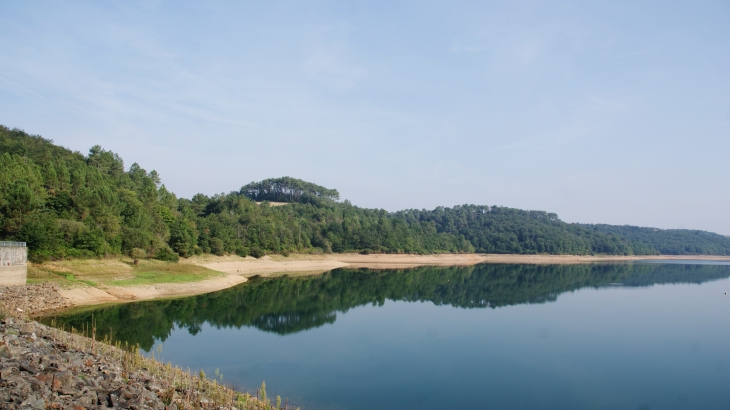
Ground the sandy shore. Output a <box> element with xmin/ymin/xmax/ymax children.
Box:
<box><xmin>478</xmin><ymin>254</ymin><xmax>730</xmax><ymax>264</ymax></box>
<box><xmin>332</xmin><ymin>253</ymin><xmax>490</xmax><ymax>269</ymax></box>
<box><xmin>53</xmin><ymin>253</ymin><xmax>730</xmax><ymax>309</ymax></box>
<box><xmin>59</xmin><ymin>274</ymin><xmax>248</xmax><ymax>307</ymax></box>
<box><xmin>192</xmin><ymin>255</ymin><xmax>349</xmax><ymax>276</ymax></box>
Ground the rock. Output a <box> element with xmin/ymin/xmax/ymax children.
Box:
<box><xmin>19</xmin><ymin>324</ymin><xmax>34</xmax><ymax>335</ymax></box>
<box><xmin>31</xmin><ymin>398</ymin><xmax>45</xmax><ymax>410</ymax></box>
<box><xmin>108</xmin><ymin>392</ymin><xmax>130</xmax><ymax>408</ymax></box>
<box><xmin>52</xmin><ymin>371</ymin><xmax>73</xmax><ymax>391</ymax></box>
<box><xmin>48</xmin><ymin>360</ymin><xmax>67</xmax><ymax>372</ymax></box>
<box><xmin>34</xmin><ymin>373</ymin><xmax>53</xmax><ymax>384</ymax></box>
<box><xmin>0</xmin><ymin>366</ymin><xmax>14</xmax><ymax>379</ymax></box>
<box><xmin>76</xmin><ymin>389</ymin><xmax>98</xmax><ymax>407</ymax></box>
<box><xmin>19</xmin><ymin>361</ymin><xmax>40</xmax><ymax>374</ymax></box>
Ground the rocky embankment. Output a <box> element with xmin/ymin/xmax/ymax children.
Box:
<box><xmin>0</xmin><ymin>286</ymin><xmax>274</xmax><ymax>409</ymax></box>
<box><xmin>0</xmin><ymin>317</ymin><xmax>169</xmax><ymax>409</ymax></box>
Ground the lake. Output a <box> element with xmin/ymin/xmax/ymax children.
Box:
<box><xmin>44</xmin><ymin>261</ymin><xmax>730</xmax><ymax>410</ymax></box>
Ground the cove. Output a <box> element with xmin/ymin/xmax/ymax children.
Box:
<box><xmin>44</xmin><ymin>261</ymin><xmax>730</xmax><ymax>410</ymax></box>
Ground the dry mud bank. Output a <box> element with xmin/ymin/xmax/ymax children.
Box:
<box><xmin>189</xmin><ymin>253</ymin><xmax>730</xmax><ymax>272</ymax></box>
<box><xmin>188</xmin><ymin>253</ymin><xmax>488</xmax><ymax>275</ymax></box>
<box><xmin>329</xmin><ymin>253</ymin><xmax>489</xmax><ymax>269</ymax></box>
<box><xmin>57</xmin><ymin>275</ymin><xmax>248</xmax><ymax>309</ymax></box>
<box><xmin>478</xmin><ymin>254</ymin><xmax>730</xmax><ymax>264</ymax></box>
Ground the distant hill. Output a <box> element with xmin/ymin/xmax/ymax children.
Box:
<box><xmin>1</xmin><ymin>125</ymin><xmax>728</xmax><ymax>261</ymax></box>
<box><xmin>578</xmin><ymin>224</ymin><xmax>730</xmax><ymax>255</ymax></box>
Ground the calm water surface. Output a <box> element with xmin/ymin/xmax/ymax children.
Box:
<box><xmin>46</xmin><ymin>262</ymin><xmax>730</xmax><ymax>410</ymax></box>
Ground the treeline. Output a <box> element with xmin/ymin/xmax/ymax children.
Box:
<box><xmin>46</xmin><ymin>263</ymin><xmax>730</xmax><ymax>349</ymax></box>
<box><xmin>240</xmin><ymin>177</ymin><xmax>340</xmax><ymax>204</ymax></box>
<box><xmin>2</xmin><ymin>125</ymin><xmax>729</xmax><ymax>261</ymax></box>
<box><xmin>579</xmin><ymin>224</ymin><xmax>730</xmax><ymax>255</ymax></box>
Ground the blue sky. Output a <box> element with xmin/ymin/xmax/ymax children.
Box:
<box><xmin>1</xmin><ymin>1</ymin><xmax>728</xmax><ymax>234</ymax></box>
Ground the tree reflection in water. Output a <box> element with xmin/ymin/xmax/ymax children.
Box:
<box><xmin>43</xmin><ymin>262</ymin><xmax>730</xmax><ymax>351</ymax></box>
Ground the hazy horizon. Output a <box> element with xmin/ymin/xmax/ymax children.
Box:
<box><xmin>1</xmin><ymin>1</ymin><xmax>728</xmax><ymax>234</ymax></box>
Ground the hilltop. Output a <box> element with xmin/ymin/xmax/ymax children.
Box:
<box><xmin>1</xmin><ymin>125</ymin><xmax>729</xmax><ymax>262</ymax></box>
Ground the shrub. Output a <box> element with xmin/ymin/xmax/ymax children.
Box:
<box><xmin>210</xmin><ymin>238</ymin><xmax>225</xmax><ymax>256</ymax></box>
<box><xmin>153</xmin><ymin>246</ymin><xmax>179</xmax><ymax>262</ymax></box>
<box><xmin>28</xmin><ymin>250</ymin><xmax>52</xmax><ymax>264</ymax></box>
<box><xmin>131</xmin><ymin>248</ymin><xmax>147</xmax><ymax>266</ymax></box>
<box><xmin>249</xmin><ymin>247</ymin><xmax>265</xmax><ymax>259</ymax></box>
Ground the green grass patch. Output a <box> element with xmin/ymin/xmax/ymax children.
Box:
<box><xmin>29</xmin><ymin>258</ymin><xmax>223</xmax><ymax>287</ymax></box>
<box><xmin>109</xmin><ymin>262</ymin><xmax>222</xmax><ymax>286</ymax></box>
<box><xmin>63</xmin><ymin>274</ymin><xmax>99</xmax><ymax>286</ymax></box>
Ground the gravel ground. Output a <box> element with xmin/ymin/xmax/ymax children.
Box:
<box><xmin>0</xmin><ymin>284</ymin><xmax>70</xmax><ymax>317</ymax></box>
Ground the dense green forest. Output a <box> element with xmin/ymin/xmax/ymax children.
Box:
<box><xmin>2</xmin><ymin>125</ymin><xmax>729</xmax><ymax>261</ymax></box>
<box><xmin>240</xmin><ymin>177</ymin><xmax>340</xmax><ymax>204</ymax></box>
<box><xmin>46</xmin><ymin>263</ymin><xmax>730</xmax><ymax>349</ymax></box>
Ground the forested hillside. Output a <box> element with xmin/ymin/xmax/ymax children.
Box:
<box><xmin>2</xmin><ymin>126</ymin><xmax>729</xmax><ymax>261</ymax></box>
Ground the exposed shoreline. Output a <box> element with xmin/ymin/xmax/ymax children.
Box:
<box><xmin>477</xmin><ymin>253</ymin><xmax>730</xmax><ymax>264</ymax></box>
<box><xmin>39</xmin><ymin>253</ymin><xmax>730</xmax><ymax>312</ymax></box>
<box><xmin>58</xmin><ymin>274</ymin><xmax>248</xmax><ymax>309</ymax></box>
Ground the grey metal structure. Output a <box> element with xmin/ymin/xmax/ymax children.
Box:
<box><xmin>0</xmin><ymin>241</ymin><xmax>26</xmax><ymax>247</ymax></box>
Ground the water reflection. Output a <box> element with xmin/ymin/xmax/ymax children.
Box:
<box><xmin>44</xmin><ymin>262</ymin><xmax>730</xmax><ymax>351</ymax></box>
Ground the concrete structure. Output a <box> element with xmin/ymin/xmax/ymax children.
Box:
<box><xmin>0</xmin><ymin>242</ymin><xmax>27</xmax><ymax>286</ymax></box>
